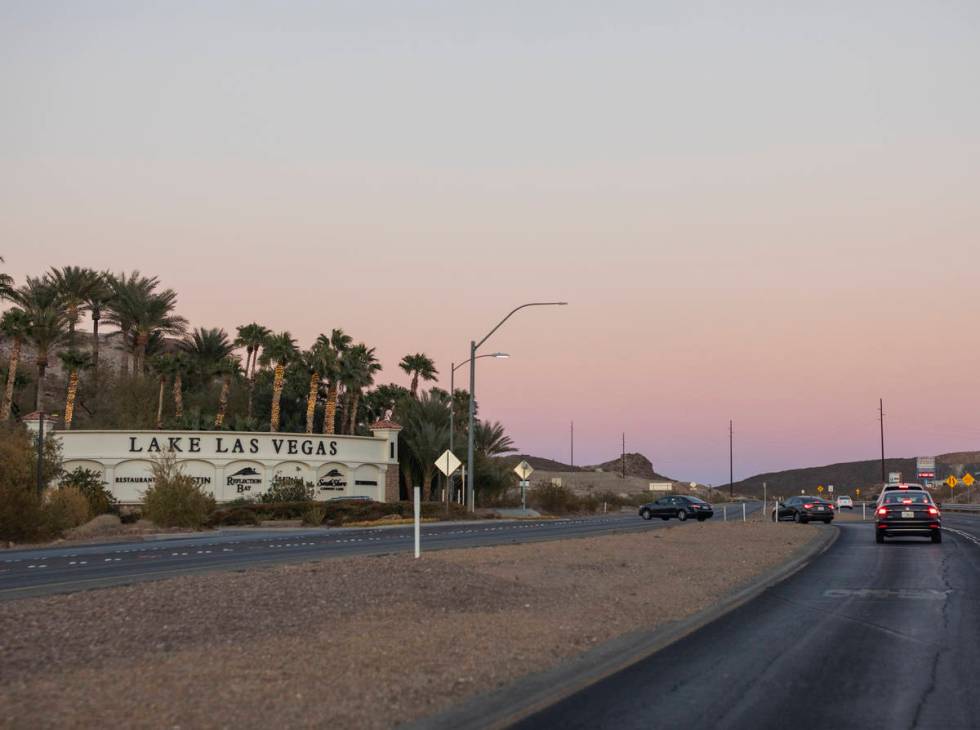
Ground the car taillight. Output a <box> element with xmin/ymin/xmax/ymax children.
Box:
<box><xmin>928</xmin><ymin>506</ymin><xmax>939</xmax><ymax>515</ymax></box>
<box><xmin>877</xmin><ymin>507</ymin><xmax>888</xmax><ymax>516</ymax></box>
<box><xmin>803</xmin><ymin>503</ymin><xmax>813</xmax><ymax>509</ymax></box>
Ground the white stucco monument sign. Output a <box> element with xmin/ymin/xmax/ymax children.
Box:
<box><xmin>54</xmin><ymin>419</ymin><xmax>402</xmax><ymax>504</ymax></box>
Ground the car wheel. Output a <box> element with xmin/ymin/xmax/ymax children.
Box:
<box><xmin>793</xmin><ymin>512</ymin><xmax>802</xmax><ymax>523</ymax></box>
<box><xmin>876</xmin><ymin>531</ymin><xmax>885</xmax><ymax>544</ymax></box>
<box><xmin>932</xmin><ymin>530</ymin><xmax>942</xmax><ymax>544</ymax></box>
<box><xmin>640</xmin><ymin>509</ymin><xmax>652</xmax><ymax>520</ymax></box>
<box><xmin>677</xmin><ymin>511</ymin><xmax>688</xmax><ymax>522</ymax></box>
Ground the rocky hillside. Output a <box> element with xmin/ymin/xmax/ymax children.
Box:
<box><xmin>730</xmin><ymin>451</ymin><xmax>980</xmax><ymax>498</ymax></box>
<box><xmin>584</xmin><ymin>453</ymin><xmax>673</xmax><ymax>481</ymax></box>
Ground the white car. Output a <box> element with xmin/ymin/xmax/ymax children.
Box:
<box><xmin>836</xmin><ymin>496</ymin><xmax>854</xmax><ymax>510</ymax></box>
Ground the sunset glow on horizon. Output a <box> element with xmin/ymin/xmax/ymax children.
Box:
<box><xmin>3</xmin><ymin>2</ymin><xmax>979</xmax><ymax>484</ymax></box>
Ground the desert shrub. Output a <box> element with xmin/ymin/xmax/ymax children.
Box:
<box><xmin>142</xmin><ymin>452</ymin><xmax>216</xmax><ymax>528</ymax></box>
<box><xmin>302</xmin><ymin>505</ymin><xmax>326</xmax><ymax>526</ymax></box>
<box><xmin>44</xmin><ymin>486</ymin><xmax>92</xmax><ymax>532</ymax></box>
<box><xmin>0</xmin><ymin>424</ymin><xmax>63</xmax><ymax>542</ymax></box>
<box><xmin>528</xmin><ymin>482</ymin><xmax>580</xmax><ymax>514</ymax></box>
<box><xmin>209</xmin><ymin>499</ymin><xmax>469</xmax><ymax>527</ymax></box>
<box><xmin>61</xmin><ymin>467</ymin><xmax>117</xmax><ymax>516</ymax></box>
<box><xmin>260</xmin><ymin>477</ymin><xmax>314</xmax><ymax>503</ymax></box>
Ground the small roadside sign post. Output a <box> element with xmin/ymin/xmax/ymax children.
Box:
<box><xmin>964</xmin><ymin>473</ymin><xmax>976</xmax><ymax>500</ymax></box>
<box><xmin>435</xmin><ymin>450</ymin><xmax>462</xmax><ymax>511</ymax></box>
<box><xmin>513</xmin><ymin>461</ymin><xmax>534</xmax><ymax>513</ymax></box>
<box><xmin>828</xmin><ymin>485</ymin><xmax>834</xmax><ymax>494</ymax></box>
<box><xmin>817</xmin><ymin>485</ymin><xmax>824</xmax><ymax>494</ymax></box>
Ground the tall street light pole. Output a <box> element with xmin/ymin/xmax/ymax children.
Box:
<box><xmin>466</xmin><ymin>302</ymin><xmax>567</xmax><ymax>511</ymax></box>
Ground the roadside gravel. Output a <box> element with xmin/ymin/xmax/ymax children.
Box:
<box><xmin>0</xmin><ymin>521</ymin><xmax>818</xmax><ymax>729</ymax></box>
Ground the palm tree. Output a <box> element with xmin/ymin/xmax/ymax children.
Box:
<box><xmin>14</xmin><ymin>278</ymin><xmax>68</xmax><ymax>411</ymax></box>
<box><xmin>104</xmin><ymin>271</ymin><xmax>160</xmax><ymax>374</ymax></box>
<box><xmin>149</xmin><ymin>354</ymin><xmax>175</xmax><ymax>429</ymax></box>
<box><xmin>57</xmin><ymin>349</ymin><xmax>93</xmax><ymax>429</ymax></box>
<box><xmin>83</xmin><ymin>272</ymin><xmax>114</xmax><ymax>371</ymax></box>
<box><xmin>213</xmin><ymin>356</ymin><xmax>241</xmax><ymax>428</ymax></box>
<box><xmin>0</xmin><ymin>308</ymin><xmax>31</xmax><ymax>420</ymax></box>
<box><xmin>474</xmin><ymin>420</ymin><xmax>517</xmax><ymax>457</ymax></box>
<box><xmin>0</xmin><ymin>256</ymin><xmax>13</xmax><ymax>301</ymax></box>
<box><xmin>316</xmin><ymin>328</ymin><xmax>352</xmax><ymax>435</ymax></box>
<box><xmin>400</xmin><ymin>392</ymin><xmax>451</xmax><ymax>499</ymax></box>
<box><xmin>299</xmin><ymin>345</ymin><xmax>330</xmax><ymax>434</ymax></box>
<box><xmin>45</xmin><ymin>266</ymin><xmax>103</xmax><ymax>347</ymax></box>
<box><xmin>341</xmin><ymin>343</ymin><xmax>382</xmax><ymax>435</ymax></box>
<box><xmin>234</xmin><ymin>323</ymin><xmax>271</xmax><ymax>419</ymax></box>
<box><xmin>182</xmin><ymin>327</ymin><xmax>235</xmax><ymax>382</ymax></box>
<box><xmin>132</xmin><ymin>291</ymin><xmax>187</xmax><ymax>374</ymax></box>
<box><xmin>170</xmin><ymin>352</ymin><xmax>190</xmax><ymax>419</ymax></box>
<box><xmin>262</xmin><ymin>332</ymin><xmax>298</xmax><ymax>432</ymax></box>
<box><xmin>399</xmin><ymin>353</ymin><xmax>439</xmax><ymax>398</ymax></box>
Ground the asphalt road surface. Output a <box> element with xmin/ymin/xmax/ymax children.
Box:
<box><xmin>0</xmin><ymin>502</ymin><xmax>762</xmax><ymax>600</ymax></box>
<box><xmin>514</xmin><ymin>513</ymin><xmax>980</xmax><ymax>730</ymax></box>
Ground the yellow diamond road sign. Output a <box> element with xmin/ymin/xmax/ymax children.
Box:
<box><xmin>964</xmin><ymin>473</ymin><xmax>976</xmax><ymax>487</ymax></box>
<box><xmin>817</xmin><ymin>485</ymin><xmax>824</xmax><ymax>493</ymax></box>
<box><xmin>946</xmin><ymin>476</ymin><xmax>958</xmax><ymax>488</ymax></box>
<box><xmin>514</xmin><ymin>460</ymin><xmax>534</xmax><ymax>480</ymax></box>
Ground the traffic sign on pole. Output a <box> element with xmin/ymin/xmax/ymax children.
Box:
<box><xmin>963</xmin><ymin>473</ymin><xmax>975</xmax><ymax>487</ymax></box>
<box><xmin>435</xmin><ymin>450</ymin><xmax>461</xmax><ymax>477</ymax></box>
<box><xmin>817</xmin><ymin>485</ymin><xmax>824</xmax><ymax>493</ymax></box>
<box><xmin>513</xmin><ymin>460</ymin><xmax>534</xmax><ymax>480</ymax></box>
<box><xmin>946</xmin><ymin>476</ymin><xmax>958</xmax><ymax>488</ymax></box>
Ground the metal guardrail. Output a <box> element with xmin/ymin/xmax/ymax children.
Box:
<box><xmin>940</xmin><ymin>504</ymin><xmax>980</xmax><ymax>513</ymax></box>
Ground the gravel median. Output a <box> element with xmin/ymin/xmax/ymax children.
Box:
<box><xmin>0</xmin><ymin>521</ymin><xmax>819</xmax><ymax>729</ymax></box>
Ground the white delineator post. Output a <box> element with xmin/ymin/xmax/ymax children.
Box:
<box><xmin>414</xmin><ymin>486</ymin><xmax>421</xmax><ymax>559</ymax></box>
<box><xmin>743</xmin><ymin>503</ymin><xmax>746</xmax><ymax>522</ymax></box>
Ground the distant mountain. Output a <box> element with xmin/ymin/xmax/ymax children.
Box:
<box><xmin>584</xmin><ymin>453</ymin><xmax>673</xmax><ymax>482</ymax></box>
<box><xmin>498</xmin><ymin>452</ymin><xmax>673</xmax><ymax>482</ymax></box>
<box><xmin>498</xmin><ymin>455</ymin><xmax>585</xmax><ymax>472</ymax></box>
<box><xmin>729</xmin><ymin>450</ymin><xmax>980</xmax><ymax>498</ymax></box>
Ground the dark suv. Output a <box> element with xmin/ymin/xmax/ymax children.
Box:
<box><xmin>639</xmin><ymin>495</ymin><xmax>714</xmax><ymax>522</ymax></box>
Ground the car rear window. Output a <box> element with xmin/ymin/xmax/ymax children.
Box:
<box><xmin>883</xmin><ymin>493</ymin><xmax>931</xmax><ymax>505</ymax></box>
<box><xmin>686</xmin><ymin>497</ymin><xmax>708</xmax><ymax>504</ymax></box>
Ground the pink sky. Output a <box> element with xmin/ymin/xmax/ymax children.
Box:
<box><xmin>2</xmin><ymin>2</ymin><xmax>979</xmax><ymax>484</ymax></box>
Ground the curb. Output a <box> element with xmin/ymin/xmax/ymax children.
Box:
<box><xmin>408</xmin><ymin>524</ymin><xmax>839</xmax><ymax>730</ymax></box>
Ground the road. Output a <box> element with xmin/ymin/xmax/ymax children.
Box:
<box><xmin>514</xmin><ymin>513</ymin><xmax>980</xmax><ymax>730</ymax></box>
<box><xmin>0</xmin><ymin>502</ymin><xmax>762</xmax><ymax>600</ymax></box>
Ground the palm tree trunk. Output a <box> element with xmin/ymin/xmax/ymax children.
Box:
<box><xmin>214</xmin><ymin>375</ymin><xmax>231</xmax><ymax>428</ymax></box>
<box><xmin>91</xmin><ymin>309</ymin><xmax>101</xmax><ymax>370</ymax></box>
<box><xmin>422</xmin><ymin>465</ymin><xmax>435</xmax><ymax>501</ymax></box>
<box><xmin>411</xmin><ymin>373</ymin><xmax>419</xmax><ymax>399</ymax></box>
<box><xmin>64</xmin><ymin>370</ymin><xmax>79</xmax><ymax>429</ymax></box>
<box><xmin>323</xmin><ymin>381</ymin><xmax>338</xmax><ymax>434</ymax></box>
<box><xmin>156</xmin><ymin>376</ymin><xmax>166</xmax><ymax>429</ymax></box>
<box><xmin>305</xmin><ymin>371</ymin><xmax>319</xmax><ymax>434</ymax></box>
<box><xmin>270</xmin><ymin>363</ymin><xmax>285</xmax><ymax>432</ymax></box>
<box><xmin>173</xmin><ymin>373</ymin><xmax>184</xmax><ymax>419</ymax></box>
<box><xmin>35</xmin><ymin>357</ymin><xmax>47</xmax><ymax>412</ymax></box>
<box><xmin>348</xmin><ymin>390</ymin><xmax>361</xmax><ymax>435</ymax></box>
<box><xmin>1</xmin><ymin>338</ymin><xmax>21</xmax><ymax>421</ymax></box>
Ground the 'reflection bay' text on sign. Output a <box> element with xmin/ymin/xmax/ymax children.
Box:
<box><xmin>126</xmin><ymin>434</ymin><xmax>340</xmax><ymax>458</ymax></box>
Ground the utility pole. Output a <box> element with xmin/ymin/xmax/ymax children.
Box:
<box><xmin>729</xmin><ymin>419</ymin><xmax>734</xmax><ymax>498</ymax></box>
<box><xmin>621</xmin><ymin>432</ymin><xmax>626</xmax><ymax>480</ymax></box>
<box><xmin>879</xmin><ymin>398</ymin><xmax>886</xmax><ymax>483</ymax></box>
<box><xmin>570</xmin><ymin>421</ymin><xmax>574</xmax><ymax>467</ymax></box>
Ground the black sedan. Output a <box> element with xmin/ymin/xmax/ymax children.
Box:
<box><xmin>639</xmin><ymin>495</ymin><xmax>714</xmax><ymax>522</ymax></box>
<box><xmin>772</xmin><ymin>496</ymin><xmax>834</xmax><ymax>524</ymax></box>
<box><xmin>875</xmin><ymin>491</ymin><xmax>941</xmax><ymax>543</ymax></box>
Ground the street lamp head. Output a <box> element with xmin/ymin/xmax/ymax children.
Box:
<box><xmin>490</xmin><ymin>352</ymin><xmax>510</xmax><ymax>358</ymax></box>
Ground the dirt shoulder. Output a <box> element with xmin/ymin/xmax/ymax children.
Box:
<box><xmin>0</xmin><ymin>521</ymin><xmax>819</xmax><ymax>729</ymax></box>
